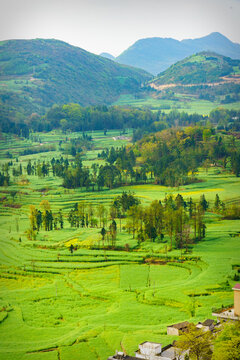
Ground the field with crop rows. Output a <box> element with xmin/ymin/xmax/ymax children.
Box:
<box><xmin>0</xmin><ymin>131</ymin><xmax>240</xmax><ymax>360</ymax></box>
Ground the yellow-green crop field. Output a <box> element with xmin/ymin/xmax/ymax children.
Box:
<box><xmin>0</xmin><ymin>131</ymin><xmax>240</xmax><ymax>360</ymax></box>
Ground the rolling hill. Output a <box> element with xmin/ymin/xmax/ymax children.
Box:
<box><xmin>149</xmin><ymin>52</ymin><xmax>240</xmax><ymax>88</ymax></box>
<box><xmin>0</xmin><ymin>39</ymin><xmax>151</xmax><ymax>118</ymax></box>
<box><xmin>116</xmin><ymin>32</ymin><xmax>240</xmax><ymax>75</ymax></box>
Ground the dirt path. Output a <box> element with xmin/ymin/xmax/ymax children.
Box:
<box><xmin>150</xmin><ymin>75</ymin><xmax>240</xmax><ymax>91</ymax></box>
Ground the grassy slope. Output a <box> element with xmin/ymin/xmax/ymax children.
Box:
<box><xmin>150</xmin><ymin>52</ymin><xmax>240</xmax><ymax>86</ymax></box>
<box><xmin>0</xmin><ymin>132</ymin><xmax>240</xmax><ymax>360</ymax></box>
<box><xmin>0</xmin><ymin>39</ymin><xmax>151</xmax><ymax>113</ymax></box>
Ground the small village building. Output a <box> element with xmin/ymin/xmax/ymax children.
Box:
<box><xmin>135</xmin><ymin>342</ymin><xmax>162</xmax><ymax>358</ymax></box>
<box><xmin>167</xmin><ymin>321</ymin><xmax>190</xmax><ymax>336</ymax></box>
<box><xmin>134</xmin><ymin>342</ymin><xmax>187</xmax><ymax>360</ymax></box>
<box><xmin>196</xmin><ymin>319</ymin><xmax>215</xmax><ymax>331</ymax></box>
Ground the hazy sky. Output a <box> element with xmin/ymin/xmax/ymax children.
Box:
<box><xmin>0</xmin><ymin>0</ymin><xmax>240</xmax><ymax>56</ymax></box>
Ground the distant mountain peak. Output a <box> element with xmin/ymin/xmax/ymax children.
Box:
<box><xmin>116</xmin><ymin>32</ymin><xmax>240</xmax><ymax>75</ymax></box>
<box><xmin>99</xmin><ymin>52</ymin><xmax>115</xmax><ymax>61</ymax></box>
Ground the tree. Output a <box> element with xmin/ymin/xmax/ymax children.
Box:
<box><xmin>109</xmin><ymin>220</ymin><xmax>117</xmax><ymax>247</ymax></box>
<box><xmin>10</xmin><ymin>190</ymin><xmax>17</xmax><ymax>202</ymax></box>
<box><xmin>214</xmin><ymin>194</ymin><xmax>221</xmax><ymax>211</ymax></box>
<box><xmin>36</xmin><ymin>210</ymin><xmax>42</xmax><ymax>231</ymax></box>
<box><xmin>165</xmin><ymin>206</ymin><xmax>174</xmax><ymax>250</ymax></box>
<box><xmin>175</xmin><ymin>324</ymin><xmax>213</xmax><ymax>360</ymax></box>
<box><xmin>28</xmin><ymin>205</ymin><xmax>37</xmax><ymax>240</ymax></box>
<box><xmin>212</xmin><ymin>322</ymin><xmax>240</xmax><ymax>360</ymax></box>
<box><xmin>27</xmin><ymin>160</ymin><xmax>33</xmax><ymax>175</ymax></box>
<box><xmin>100</xmin><ymin>227</ymin><xmax>106</xmax><ymax>246</ymax></box>
<box><xmin>58</xmin><ymin>210</ymin><xmax>64</xmax><ymax>229</ymax></box>
<box><xmin>199</xmin><ymin>194</ymin><xmax>208</xmax><ymax>212</ymax></box>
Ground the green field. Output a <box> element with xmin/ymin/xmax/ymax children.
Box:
<box><xmin>113</xmin><ymin>94</ymin><xmax>240</xmax><ymax>115</ymax></box>
<box><xmin>0</xmin><ymin>131</ymin><xmax>240</xmax><ymax>360</ymax></box>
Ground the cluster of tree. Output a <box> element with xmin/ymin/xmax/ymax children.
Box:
<box><xmin>213</xmin><ymin>193</ymin><xmax>240</xmax><ymax>219</ymax></box>
<box><xmin>0</xmin><ymin>162</ymin><xmax>13</xmax><ymax>186</ymax></box>
<box><xmin>1</xmin><ymin>91</ymin><xmax>239</xmax><ymax>140</ymax></box>
<box><xmin>120</xmin><ymin>194</ymin><xmax>207</xmax><ymax>249</ymax></box>
<box><xmin>209</xmin><ymin>108</ymin><xmax>240</xmax><ymax>131</ymax></box>
<box><xmin>131</xmin><ymin>126</ymin><xmax>240</xmax><ymax>186</ymax></box>
<box><xmin>28</xmin><ymin>200</ymin><xmax>63</xmax><ymax>239</ymax></box>
<box><xmin>65</xmin><ymin>192</ymin><xmax>206</xmax><ymax>250</ymax></box>
<box><xmin>175</xmin><ymin>321</ymin><xmax>240</xmax><ymax>360</ymax></box>
<box><xmin>68</xmin><ymin>202</ymin><xmax>98</xmax><ymax>228</ymax></box>
<box><xmin>27</xmin><ymin>191</ymin><xmax>208</xmax><ymax>250</ymax></box>
<box><xmin>66</xmin><ymin>133</ymin><xmax>92</xmax><ymax>156</ymax></box>
<box><xmin>1</xmin><ymin>102</ymin><xmax>208</xmax><ymax>137</ymax></box>
<box><xmin>0</xmin><ymin>171</ymin><xmax>10</xmax><ymax>186</ymax></box>
<box><xmin>19</xmin><ymin>144</ymin><xmax>56</xmax><ymax>156</ymax></box>
<box><xmin>67</xmin><ymin>201</ymin><xmax>117</xmax><ymax>248</ymax></box>
<box><xmin>28</xmin><ymin>104</ymin><xmax>159</xmax><ymax>132</ymax></box>
<box><xmin>26</xmin><ymin>157</ymin><xmax>69</xmax><ymax>178</ymax></box>
<box><xmin>12</xmin><ymin>164</ymin><xmax>23</xmax><ymax>177</ymax></box>
<box><xmin>174</xmin><ymin>83</ymin><xmax>240</xmax><ymax>105</ymax></box>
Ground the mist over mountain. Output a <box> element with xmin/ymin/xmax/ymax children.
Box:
<box><xmin>116</xmin><ymin>32</ymin><xmax>240</xmax><ymax>75</ymax></box>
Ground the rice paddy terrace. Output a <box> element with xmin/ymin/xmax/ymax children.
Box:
<box><xmin>0</xmin><ymin>131</ymin><xmax>240</xmax><ymax>360</ymax></box>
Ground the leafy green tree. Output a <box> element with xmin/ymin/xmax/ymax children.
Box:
<box><xmin>199</xmin><ymin>194</ymin><xmax>208</xmax><ymax>212</ymax></box>
<box><xmin>175</xmin><ymin>324</ymin><xmax>213</xmax><ymax>360</ymax></box>
<box><xmin>58</xmin><ymin>210</ymin><xmax>64</xmax><ymax>229</ymax></box>
<box><xmin>214</xmin><ymin>194</ymin><xmax>221</xmax><ymax>211</ymax></box>
<box><xmin>212</xmin><ymin>322</ymin><xmax>240</xmax><ymax>360</ymax></box>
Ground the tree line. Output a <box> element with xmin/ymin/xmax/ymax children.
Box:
<box><xmin>28</xmin><ymin>192</ymin><xmax>208</xmax><ymax>252</ymax></box>
<box><xmin>2</xmin><ymin>125</ymin><xmax>240</xmax><ymax>191</ymax></box>
<box><xmin>132</xmin><ymin>126</ymin><xmax>240</xmax><ymax>186</ymax></box>
<box><xmin>28</xmin><ymin>200</ymin><xmax>63</xmax><ymax>240</ymax></box>
<box><xmin>2</xmin><ymin>100</ymin><xmax>239</xmax><ymax>138</ymax></box>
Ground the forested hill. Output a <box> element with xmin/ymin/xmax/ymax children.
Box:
<box><xmin>116</xmin><ymin>32</ymin><xmax>240</xmax><ymax>75</ymax></box>
<box><xmin>149</xmin><ymin>52</ymin><xmax>240</xmax><ymax>87</ymax></box>
<box><xmin>0</xmin><ymin>38</ymin><xmax>151</xmax><ymax>115</ymax></box>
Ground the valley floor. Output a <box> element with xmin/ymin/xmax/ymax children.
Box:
<box><xmin>0</xmin><ymin>132</ymin><xmax>240</xmax><ymax>360</ymax></box>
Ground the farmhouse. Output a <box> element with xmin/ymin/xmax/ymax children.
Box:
<box><xmin>212</xmin><ymin>283</ymin><xmax>240</xmax><ymax>321</ymax></box>
<box><xmin>135</xmin><ymin>341</ymin><xmax>187</xmax><ymax>360</ymax></box>
<box><xmin>196</xmin><ymin>319</ymin><xmax>215</xmax><ymax>331</ymax></box>
<box><xmin>135</xmin><ymin>341</ymin><xmax>162</xmax><ymax>358</ymax></box>
<box><xmin>108</xmin><ymin>342</ymin><xmax>188</xmax><ymax>360</ymax></box>
<box><xmin>167</xmin><ymin>321</ymin><xmax>190</xmax><ymax>336</ymax></box>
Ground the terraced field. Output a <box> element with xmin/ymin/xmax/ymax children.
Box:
<box><xmin>0</xmin><ymin>131</ymin><xmax>240</xmax><ymax>360</ymax></box>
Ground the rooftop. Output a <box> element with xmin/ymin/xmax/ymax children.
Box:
<box><xmin>139</xmin><ymin>341</ymin><xmax>161</xmax><ymax>348</ymax></box>
<box><xmin>202</xmin><ymin>319</ymin><xmax>215</xmax><ymax>327</ymax></box>
<box><xmin>168</xmin><ymin>321</ymin><xmax>189</xmax><ymax>330</ymax></box>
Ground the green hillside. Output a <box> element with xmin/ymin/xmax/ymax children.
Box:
<box><xmin>0</xmin><ymin>39</ymin><xmax>151</xmax><ymax>117</ymax></box>
<box><xmin>151</xmin><ymin>52</ymin><xmax>240</xmax><ymax>86</ymax></box>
